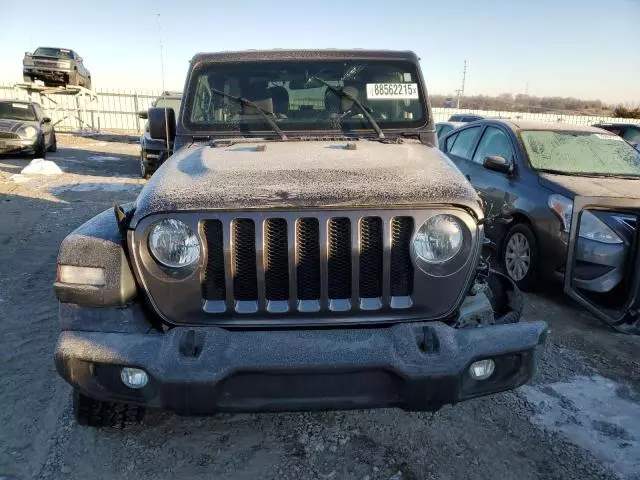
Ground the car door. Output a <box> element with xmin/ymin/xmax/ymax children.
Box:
<box><xmin>34</xmin><ymin>104</ymin><xmax>52</xmax><ymax>145</ymax></box>
<box><xmin>443</xmin><ymin>125</ymin><xmax>482</xmax><ymax>180</ymax></box>
<box><xmin>468</xmin><ymin>126</ymin><xmax>519</xmax><ymax>242</ymax></box>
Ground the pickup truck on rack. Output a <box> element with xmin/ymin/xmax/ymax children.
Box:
<box><xmin>53</xmin><ymin>49</ymin><xmax>547</xmax><ymax>427</ymax></box>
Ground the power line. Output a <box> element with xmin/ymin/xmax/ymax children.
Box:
<box><xmin>157</xmin><ymin>14</ymin><xmax>165</xmax><ymax>93</ymax></box>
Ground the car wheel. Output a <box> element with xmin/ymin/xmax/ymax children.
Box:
<box><xmin>73</xmin><ymin>390</ymin><xmax>145</xmax><ymax>428</ymax></box>
<box><xmin>502</xmin><ymin>223</ymin><xmax>539</xmax><ymax>291</ymax></box>
<box><xmin>140</xmin><ymin>152</ymin><xmax>151</xmax><ymax>179</ymax></box>
<box><xmin>85</xmin><ymin>77</ymin><xmax>92</xmax><ymax>90</ymax></box>
<box><xmin>23</xmin><ymin>74</ymin><xmax>32</xmax><ymax>83</ymax></box>
<box><xmin>34</xmin><ymin>137</ymin><xmax>47</xmax><ymax>159</ymax></box>
<box><xmin>47</xmin><ymin>132</ymin><xmax>57</xmax><ymax>152</ymax></box>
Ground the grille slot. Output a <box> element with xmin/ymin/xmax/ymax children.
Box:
<box><xmin>0</xmin><ymin>132</ymin><xmax>19</xmax><ymax>139</ymax></box>
<box><xmin>202</xmin><ymin>220</ymin><xmax>226</xmax><ymax>300</ymax></box>
<box><xmin>232</xmin><ymin>219</ymin><xmax>258</xmax><ymax>301</ymax></box>
<box><xmin>296</xmin><ymin>218</ymin><xmax>321</xmax><ymax>301</ymax></box>
<box><xmin>328</xmin><ymin>218</ymin><xmax>352</xmax><ymax>299</ymax></box>
<box><xmin>390</xmin><ymin>217</ymin><xmax>414</xmax><ymax>296</ymax></box>
<box><xmin>264</xmin><ymin>219</ymin><xmax>289</xmax><ymax>301</ymax></box>
<box><xmin>359</xmin><ymin>217</ymin><xmax>383</xmax><ymax>298</ymax></box>
<box><xmin>201</xmin><ymin>212</ymin><xmax>419</xmax><ymax>315</ymax></box>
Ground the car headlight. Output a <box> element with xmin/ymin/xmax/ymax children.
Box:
<box><xmin>18</xmin><ymin>126</ymin><xmax>38</xmax><ymax>139</ymax></box>
<box><xmin>548</xmin><ymin>194</ymin><xmax>622</xmax><ymax>244</ymax></box>
<box><xmin>413</xmin><ymin>214</ymin><xmax>464</xmax><ymax>264</ymax></box>
<box><xmin>148</xmin><ymin>219</ymin><xmax>200</xmax><ymax>268</ymax></box>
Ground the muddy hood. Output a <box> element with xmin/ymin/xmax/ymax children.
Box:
<box><xmin>540</xmin><ymin>173</ymin><xmax>640</xmax><ymax>199</ymax></box>
<box><xmin>131</xmin><ymin>140</ymin><xmax>481</xmax><ymax>226</ymax></box>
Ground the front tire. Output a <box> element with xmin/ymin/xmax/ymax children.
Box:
<box><xmin>502</xmin><ymin>223</ymin><xmax>540</xmax><ymax>291</ymax></box>
<box><xmin>47</xmin><ymin>132</ymin><xmax>57</xmax><ymax>152</ymax></box>
<box><xmin>140</xmin><ymin>151</ymin><xmax>151</xmax><ymax>179</ymax></box>
<box><xmin>73</xmin><ymin>391</ymin><xmax>145</xmax><ymax>428</ymax></box>
<box><xmin>23</xmin><ymin>74</ymin><xmax>32</xmax><ymax>83</ymax></box>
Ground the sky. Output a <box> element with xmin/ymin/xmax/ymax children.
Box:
<box><xmin>1</xmin><ymin>0</ymin><xmax>638</xmax><ymax>104</ymax></box>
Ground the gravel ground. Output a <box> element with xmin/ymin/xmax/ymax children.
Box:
<box><xmin>0</xmin><ymin>134</ymin><xmax>639</xmax><ymax>480</ymax></box>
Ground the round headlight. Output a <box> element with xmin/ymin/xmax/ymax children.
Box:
<box><xmin>148</xmin><ymin>219</ymin><xmax>200</xmax><ymax>268</ymax></box>
<box><xmin>413</xmin><ymin>214</ymin><xmax>463</xmax><ymax>264</ymax></box>
<box><xmin>19</xmin><ymin>126</ymin><xmax>38</xmax><ymax>139</ymax></box>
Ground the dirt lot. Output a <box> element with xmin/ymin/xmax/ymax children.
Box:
<box><xmin>0</xmin><ymin>134</ymin><xmax>639</xmax><ymax>480</ymax></box>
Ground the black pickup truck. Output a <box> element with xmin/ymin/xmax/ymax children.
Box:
<box><xmin>53</xmin><ymin>49</ymin><xmax>547</xmax><ymax>428</ymax></box>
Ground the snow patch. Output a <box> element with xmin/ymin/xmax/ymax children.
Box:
<box><xmin>20</xmin><ymin>158</ymin><xmax>63</xmax><ymax>175</ymax></box>
<box><xmin>8</xmin><ymin>174</ymin><xmax>32</xmax><ymax>183</ymax></box>
<box><xmin>51</xmin><ymin>182</ymin><xmax>141</xmax><ymax>194</ymax></box>
<box><xmin>89</xmin><ymin>155</ymin><xmax>120</xmax><ymax>162</ymax></box>
<box><xmin>520</xmin><ymin>375</ymin><xmax>640</xmax><ymax>478</ymax></box>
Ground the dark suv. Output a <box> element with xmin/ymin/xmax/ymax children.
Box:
<box><xmin>53</xmin><ymin>50</ymin><xmax>546</xmax><ymax>428</ymax></box>
<box><xmin>23</xmin><ymin>47</ymin><xmax>91</xmax><ymax>89</ymax></box>
<box><xmin>138</xmin><ymin>92</ymin><xmax>182</xmax><ymax>178</ymax></box>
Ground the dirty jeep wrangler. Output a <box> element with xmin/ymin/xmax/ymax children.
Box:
<box><xmin>54</xmin><ymin>50</ymin><xmax>547</xmax><ymax>428</ymax></box>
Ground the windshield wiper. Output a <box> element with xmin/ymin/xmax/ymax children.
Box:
<box><xmin>311</xmin><ymin>76</ymin><xmax>385</xmax><ymax>139</ymax></box>
<box><xmin>209</xmin><ymin>87</ymin><xmax>287</xmax><ymax>140</ymax></box>
<box><xmin>538</xmin><ymin>168</ymin><xmax>640</xmax><ymax>179</ymax></box>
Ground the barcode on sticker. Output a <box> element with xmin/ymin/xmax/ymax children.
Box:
<box><xmin>366</xmin><ymin>83</ymin><xmax>419</xmax><ymax>100</ymax></box>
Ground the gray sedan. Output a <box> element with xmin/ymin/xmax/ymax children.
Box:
<box><xmin>0</xmin><ymin>100</ymin><xmax>56</xmax><ymax>157</ymax></box>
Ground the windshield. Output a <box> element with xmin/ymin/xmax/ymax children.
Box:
<box><xmin>33</xmin><ymin>47</ymin><xmax>72</xmax><ymax>59</ymax></box>
<box><xmin>184</xmin><ymin>59</ymin><xmax>426</xmax><ymax>136</ymax></box>
<box><xmin>154</xmin><ymin>97</ymin><xmax>182</xmax><ymax>112</ymax></box>
<box><xmin>0</xmin><ymin>101</ymin><xmax>37</xmax><ymax>121</ymax></box>
<box><xmin>521</xmin><ymin>130</ymin><xmax>640</xmax><ymax>177</ymax></box>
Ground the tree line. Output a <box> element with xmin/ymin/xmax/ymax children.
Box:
<box><xmin>431</xmin><ymin>93</ymin><xmax>637</xmax><ymax>118</ymax></box>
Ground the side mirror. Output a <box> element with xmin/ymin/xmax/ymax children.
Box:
<box><xmin>483</xmin><ymin>155</ymin><xmax>512</xmax><ymax>174</ymax></box>
<box><xmin>42</xmin><ymin>117</ymin><xmax>52</xmax><ymax>123</ymax></box>
<box><xmin>137</xmin><ymin>110</ymin><xmax>148</xmax><ymax>120</ymax></box>
<box><xmin>78</xmin><ymin>57</ymin><xmax>83</xmax><ymax>62</ymax></box>
<box><xmin>148</xmin><ymin>107</ymin><xmax>176</xmax><ymax>143</ymax></box>
<box><xmin>25</xmin><ymin>52</ymin><xmax>32</xmax><ymax>56</ymax></box>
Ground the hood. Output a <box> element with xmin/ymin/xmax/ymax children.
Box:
<box><xmin>131</xmin><ymin>140</ymin><xmax>481</xmax><ymax>226</ymax></box>
<box><xmin>0</xmin><ymin>118</ymin><xmax>38</xmax><ymax>134</ymax></box>
<box><xmin>539</xmin><ymin>173</ymin><xmax>640</xmax><ymax>199</ymax></box>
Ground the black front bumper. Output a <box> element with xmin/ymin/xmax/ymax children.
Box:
<box><xmin>55</xmin><ymin>320</ymin><xmax>547</xmax><ymax>414</ymax></box>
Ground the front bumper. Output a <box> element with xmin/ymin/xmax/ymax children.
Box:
<box><xmin>55</xmin><ymin>319</ymin><xmax>547</xmax><ymax>414</ymax></box>
<box><xmin>24</xmin><ymin>66</ymin><xmax>72</xmax><ymax>82</ymax></box>
<box><xmin>0</xmin><ymin>137</ymin><xmax>37</xmax><ymax>155</ymax></box>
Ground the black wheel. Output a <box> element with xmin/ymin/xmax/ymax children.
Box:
<box><xmin>33</xmin><ymin>137</ymin><xmax>46</xmax><ymax>159</ymax></box>
<box><xmin>23</xmin><ymin>74</ymin><xmax>32</xmax><ymax>83</ymax></box>
<box><xmin>85</xmin><ymin>77</ymin><xmax>92</xmax><ymax>90</ymax></box>
<box><xmin>501</xmin><ymin>223</ymin><xmax>540</xmax><ymax>291</ymax></box>
<box><xmin>73</xmin><ymin>390</ymin><xmax>145</xmax><ymax>428</ymax></box>
<box><xmin>140</xmin><ymin>152</ymin><xmax>151</xmax><ymax>179</ymax></box>
<box><xmin>47</xmin><ymin>132</ymin><xmax>57</xmax><ymax>152</ymax></box>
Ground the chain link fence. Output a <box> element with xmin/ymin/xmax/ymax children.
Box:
<box><xmin>0</xmin><ymin>82</ymin><xmax>637</xmax><ymax>134</ymax></box>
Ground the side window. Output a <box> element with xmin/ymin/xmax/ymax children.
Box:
<box><xmin>472</xmin><ymin>127</ymin><xmax>515</xmax><ymax>165</ymax></box>
<box><xmin>622</xmin><ymin>127</ymin><xmax>640</xmax><ymax>144</ymax></box>
<box><xmin>449</xmin><ymin>126</ymin><xmax>481</xmax><ymax>159</ymax></box>
<box><xmin>445</xmin><ymin>132</ymin><xmax>459</xmax><ymax>152</ymax></box>
<box><xmin>435</xmin><ymin>125</ymin><xmax>443</xmax><ymax>137</ymax></box>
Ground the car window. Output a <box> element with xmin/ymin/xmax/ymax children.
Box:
<box><xmin>622</xmin><ymin>127</ymin><xmax>640</xmax><ymax>145</ymax></box>
<box><xmin>472</xmin><ymin>126</ymin><xmax>514</xmax><ymax>165</ymax></box>
<box><xmin>437</xmin><ymin>124</ymin><xmax>453</xmax><ymax>139</ymax></box>
<box><xmin>445</xmin><ymin>132</ymin><xmax>459</xmax><ymax>152</ymax></box>
<box><xmin>449</xmin><ymin>126</ymin><xmax>481</xmax><ymax>159</ymax></box>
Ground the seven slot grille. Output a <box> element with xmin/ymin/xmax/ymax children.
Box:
<box><xmin>202</xmin><ymin>216</ymin><xmax>414</xmax><ymax>314</ymax></box>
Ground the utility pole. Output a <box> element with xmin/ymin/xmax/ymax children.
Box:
<box><xmin>157</xmin><ymin>14</ymin><xmax>165</xmax><ymax>93</ymax></box>
<box><xmin>455</xmin><ymin>60</ymin><xmax>467</xmax><ymax>108</ymax></box>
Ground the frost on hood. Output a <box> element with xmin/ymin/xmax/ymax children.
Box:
<box><xmin>131</xmin><ymin>140</ymin><xmax>481</xmax><ymax>225</ymax></box>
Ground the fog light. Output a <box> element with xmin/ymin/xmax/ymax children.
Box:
<box><xmin>120</xmin><ymin>367</ymin><xmax>148</xmax><ymax>389</ymax></box>
<box><xmin>469</xmin><ymin>359</ymin><xmax>495</xmax><ymax>381</ymax></box>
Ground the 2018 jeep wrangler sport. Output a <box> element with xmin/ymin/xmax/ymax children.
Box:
<box><xmin>54</xmin><ymin>50</ymin><xmax>547</xmax><ymax>428</ymax></box>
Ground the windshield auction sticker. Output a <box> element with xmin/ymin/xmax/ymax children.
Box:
<box><xmin>12</xmin><ymin>103</ymin><xmax>29</xmax><ymax>109</ymax></box>
<box><xmin>366</xmin><ymin>83</ymin><xmax>419</xmax><ymax>100</ymax></box>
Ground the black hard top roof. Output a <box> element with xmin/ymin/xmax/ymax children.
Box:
<box><xmin>191</xmin><ymin>49</ymin><xmax>419</xmax><ymax>64</ymax></box>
